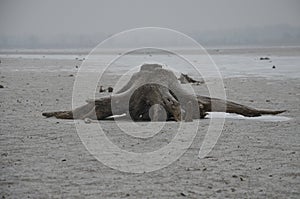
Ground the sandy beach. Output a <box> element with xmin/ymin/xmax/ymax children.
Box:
<box><xmin>0</xmin><ymin>49</ymin><xmax>299</xmax><ymax>198</ymax></box>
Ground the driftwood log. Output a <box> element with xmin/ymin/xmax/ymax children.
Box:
<box><xmin>42</xmin><ymin>64</ymin><xmax>285</xmax><ymax>122</ymax></box>
<box><xmin>178</xmin><ymin>73</ymin><xmax>204</xmax><ymax>84</ymax></box>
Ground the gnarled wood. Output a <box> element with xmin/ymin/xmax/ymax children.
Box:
<box><xmin>42</xmin><ymin>63</ymin><xmax>286</xmax><ymax>121</ymax></box>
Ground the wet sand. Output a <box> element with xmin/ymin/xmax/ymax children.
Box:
<box><xmin>0</xmin><ymin>57</ymin><xmax>299</xmax><ymax>198</ymax></box>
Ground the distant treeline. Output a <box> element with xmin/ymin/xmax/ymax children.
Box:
<box><xmin>1</xmin><ymin>25</ymin><xmax>299</xmax><ymax>49</ymax></box>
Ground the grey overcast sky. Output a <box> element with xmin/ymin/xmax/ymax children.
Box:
<box><xmin>0</xmin><ymin>0</ymin><xmax>300</xmax><ymax>37</ymax></box>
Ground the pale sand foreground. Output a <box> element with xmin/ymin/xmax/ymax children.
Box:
<box><xmin>0</xmin><ymin>58</ymin><xmax>299</xmax><ymax>198</ymax></box>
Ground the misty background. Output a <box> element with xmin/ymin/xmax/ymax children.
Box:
<box><xmin>0</xmin><ymin>0</ymin><xmax>300</xmax><ymax>49</ymax></box>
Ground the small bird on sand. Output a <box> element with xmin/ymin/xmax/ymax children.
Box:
<box><xmin>99</xmin><ymin>86</ymin><xmax>106</xmax><ymax>93</ymax></box>
<box><xmin>108</xmin><ymin>87</ymin><xmax>113</xmax><ymax>92</ymax></box>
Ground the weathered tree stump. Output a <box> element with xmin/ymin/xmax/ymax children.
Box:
<box><xmin>42</xmin><ymin>63</ymin><xmax>285</xmax><ymax>121</ymax></box>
